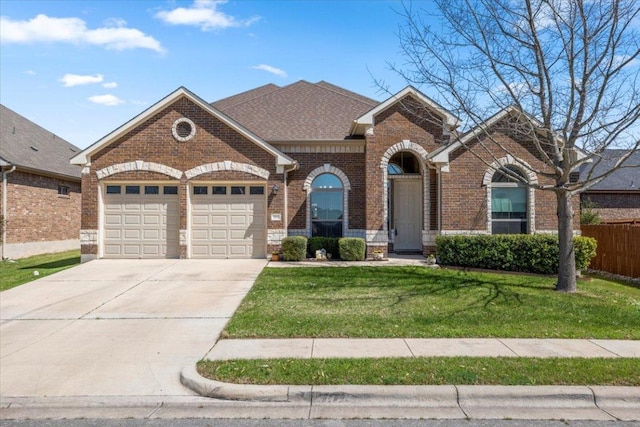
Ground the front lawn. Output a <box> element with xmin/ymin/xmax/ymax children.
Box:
<box><xmin>224</xmin><ymin>266</ymin><xmax>640</xmax><ymax>339</ymax></box>
<box><xmin>0</xmin><ymin>250</ymin><xmax>81</xmax><ymax>291</ymax></box>
<box><xmin>198</xmin><ymin>357</ymin><xmax>640</xmax><ymax>386</ymax></box>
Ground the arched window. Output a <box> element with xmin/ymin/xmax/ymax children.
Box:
<box><xmin>387</xmin><ymin>152</ymin><xmax>420</xmax><ymax>175</ymax></box>
<box><xmin>311</xmin><ymin>173</ymin><xmax>343</xmax><ymax>238</ymax></box>
<box><xmin>491</xmin><ymin>166</ymin><xmax>528</xmax><ymax>234</ymax></box>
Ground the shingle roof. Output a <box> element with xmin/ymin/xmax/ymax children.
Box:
<box><xmin>212</xmin><ymin>83</ymin><xmax>281</xmax><ymax>111</ymax></box>
<box><xmin>211</xmin><ymin>80</ymin><xmax>379</xmax><ymax>141</ymax></box>
<box><xmin>0</xmin><ymin>104</ymin><xmax>82</xmax><ymax>180</ymax></box>
<box><xmin>581</xmin><ymin>149</ymin><xmax>640</xmax><ymax>191</ymax></box>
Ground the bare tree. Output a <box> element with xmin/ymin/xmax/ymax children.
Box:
<box><xmin>387</xmin><ymin>0</ymin><xmax>640</xmax><ymax>292</ymax></box>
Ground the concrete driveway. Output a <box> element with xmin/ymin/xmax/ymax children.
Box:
<box><xmin>0</xmin><ymin>259</ymin><xmax>266</xmax><ymax>397</ymax></box>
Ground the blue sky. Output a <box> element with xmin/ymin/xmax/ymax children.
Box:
<box><xmin>1</xmin><ymin>0</ymin><xmax>426</xmax><ymax>149</ymax></box>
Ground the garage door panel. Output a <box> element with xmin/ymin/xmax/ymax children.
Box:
<box><xmin>191</xmin><ymin>189</ymin><xmax>266</xmax><ymax>259</ymax></box>
<box><xmin>103</xmin><ymin>188</ymin><xmax>179</xmax><ymax>259</ymax></box>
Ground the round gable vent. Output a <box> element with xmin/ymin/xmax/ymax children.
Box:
<box><xmin>172</xmin><ymin>118</ymin><xmax>196</xmax><ymax>142</ymax></box>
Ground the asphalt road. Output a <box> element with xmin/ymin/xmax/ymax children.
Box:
<box><xmin>3</xmin><ymin>419</ymin><xmax>640</xmax><ymax>427</ymax></box>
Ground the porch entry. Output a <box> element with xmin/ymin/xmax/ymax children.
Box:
<box><xmin>392</xmin><ymin>179</ymin><xmax>422</xmax><ymax>251</ymax></box>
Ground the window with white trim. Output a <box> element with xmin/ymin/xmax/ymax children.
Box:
<box><xmin>491</xmin><ymin>166</ymin><xmax>528</xmax><ymax>234</ymax></box>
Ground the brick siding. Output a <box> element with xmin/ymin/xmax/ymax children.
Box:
<box><xmin>3</xmin><ymin>170</ymin><xmax>80</xmax><ymax>244</ymax></box>
<box><xmin>582</xmin><ymin>192</ymin><xmax>640</xmax><ymax>221</ymax></box>
<box><xmin>81</xmin><ymin>96</ymin><xmax>283</xmax><ymax>257</ymax></box>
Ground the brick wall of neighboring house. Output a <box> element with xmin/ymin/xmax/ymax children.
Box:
<box><xmin>4</xmin><ymin>170</ymin><xmax>81</xmax><ymax>245</ymax></box>
<box><xmin>81</xmin><ymin>96</ymin><xmax>283</xmax><ymax>257</ymax></box>
<box><xmin>444</xmin><ymin>130</ymin><xmax>580</xmax><ymax>233</ymax></box>
<box><xmin>365</xmin><ymin>97</ymin><xmax>450</xmax><ymax>255</ymax></box>
<box><xmin>582</xmin><ymin>192</ymin><xmax>640</xmax><ymax>221</ymax></box>
<box><xmin>283</xmin><ymin>152</ymin><xmax>366</xmax><ymax>232</ymax></box>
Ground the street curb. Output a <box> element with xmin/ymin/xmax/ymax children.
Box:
<box><xmin>179</xmin><ymin>364</ymin><xmax>640</xmax><ymax>421</ymax></box>
<box><xmin>180</xmin><ymin>365</ymin><xmax>293</xmax><ymax>401</ymax></box>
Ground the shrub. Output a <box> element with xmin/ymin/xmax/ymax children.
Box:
<box><xmin>580</xmin><ymin>199</ymin><xmax>602</xmax><ymax>225</ymax></box>
<box><xmin>574</xmin><ymin>236</ymin><xmax>597</xmax><ymax>271</ymax></box>
<box><xmin>436</xmin><ymin>234</ymin><xmax>597</xmax><ymax>275</ymax></box>
<box><xmin>307</xmin><ymin>237</ymin><xmax>340</xmax><ymax>259</ymax></box>
<box><xmin>338</xmin><ymin>238</ymin><xmax>366</xmax><ymax>261</ymax></box>
<box><xmin>282</xmin><ymin>236</ymin><xmax>308</xmax><ymax>261</ymax></box>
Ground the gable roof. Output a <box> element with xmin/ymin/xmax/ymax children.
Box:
<box><xmin>71</xmin><ymin>87</ymin><xmax>295</xmax><ymax>169</ymax></box>
<box><xmin>581</xmin><ymin>149</ymin><xmax>640</xmax><ymax>191</ymax></box>
<box><xmin>351</xmin><ymin>86</ymin><xmax>460</xmax><ymax>136</ymax></box>
<box><xmin>211</xmin><ymin>80</ymin><xmax>379</xmax><ymax>141</ymax></box>
<box><xmin>429</xmin><ymin>105</ymin><xmax>538</xmax><ymax>165</ymax></box>
<box><xmin>0</xmin><ymin>104</ymin><xmax>82</xmax><ymax>180</ymax></box>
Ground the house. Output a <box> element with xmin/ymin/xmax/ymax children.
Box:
<box><xmin>580</xmin><ymin>149</ymin><xmax>640</xmax><ymax>222</ymax></box>
<box><xmin>70</xmin><ymin>81</ymin><xmax>577</xmax><ymax>262</ymax></box>
<box><xmin>0</xmin><ymin>104</ymin><xmax>82</xmax><ymax>259</ymax></box>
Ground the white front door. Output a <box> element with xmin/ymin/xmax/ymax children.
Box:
<box><xmin>393</xmin><ymin>179</ymin><xmax>422</xmax><ymax>251</ymax></box>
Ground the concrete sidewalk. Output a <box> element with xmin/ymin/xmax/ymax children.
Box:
<box><xmin>169</xmin><ymin>337</ymin><xmax>640</xmax><ymax>421</ymax></box>
<box><xmin>206</xmin><ymin>338</ymin><xmax>640</xmax><ymax>360</ymax></box>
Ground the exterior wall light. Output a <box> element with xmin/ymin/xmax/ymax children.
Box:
<box><xmin>272</xmin><ymin>184</ymin><xmax>279</xmax><ymax>195</ymax></box>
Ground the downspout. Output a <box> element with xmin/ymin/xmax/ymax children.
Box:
<box><xmin>1</xmin><ymin>165</ymin><xmax>17</xmax><ymax>260</ymax></box>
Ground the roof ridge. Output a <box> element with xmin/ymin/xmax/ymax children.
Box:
<box><xmin>314</xmin><ymin>80</ymin><xmax>379</xmax><ymax>106</ymax></box>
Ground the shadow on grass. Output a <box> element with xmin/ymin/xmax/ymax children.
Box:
<box><xmin>20</xmin><ymin>256</ymin><xmax>81</xmax><ymax>270</ymax></box>
<box><xmin>274</xmin><ymin>266</ymin><xmax>554</xmax><ymax>314</ymax></box>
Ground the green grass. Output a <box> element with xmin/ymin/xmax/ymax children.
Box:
<box><xmin>0</xmin><ymin>250</ymin><xmax>81</xmax><ymax>291</ymax></box>
<box><xmin>224</xmin><ymin>266</ymin><xmax>640</xmax><ymax>339</ymax></box>
<box><xmin>198</xmin><ymin>357</ymin><xmax>640</xmax><ymax>386</ymax></box>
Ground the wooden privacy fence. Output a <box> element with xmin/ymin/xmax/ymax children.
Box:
<box><xmin>582</xmin><ymin>224</ymin><xmax>640</xmax><ymax>278</ymax></box>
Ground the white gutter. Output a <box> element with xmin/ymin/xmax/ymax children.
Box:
<box><xmin>1</xmin><ymin>165</ymin><xmax>17</xmax><ymax>260</ymax></box>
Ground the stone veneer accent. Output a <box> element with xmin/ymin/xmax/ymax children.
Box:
<box><xmin>184</xmin><ymin>161</ymin><xmax>270</xmax><ymax>180</ymax></box>
<box><xmin>96</xmin><ymin>161</ymin><xmax>183</xmax><ymax>180</ymax></box>
<box><xmin>268</xmin><ymin>229</ymin><xmax>287</xmax><ymax>244</ymax></box>
<box><xmin>80</xmin><ymin>229</ymin><xmax>98</xmax><ymax>245</ymax></box>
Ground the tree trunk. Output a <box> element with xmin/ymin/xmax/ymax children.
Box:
<box><xmin>555</xmin><ymin>190</ymin><xmax>577</xmax><ymax>292</ymax></box>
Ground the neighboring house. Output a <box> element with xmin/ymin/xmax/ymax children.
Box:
<box><xmin>0</xmin><ymin>104</ymin><xmax>82</xmax><ymax>259</ymax></box>
<box><xmin>71</xmin><ymin>81</ymin><xmax>578</xmax><ymax>262</ymax></box>
<box><xmin>580</xmin><ymin>149</ymin><xmax>640</xmax><ymax>221</ymax></box>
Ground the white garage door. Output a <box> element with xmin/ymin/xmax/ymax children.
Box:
<box><xmin>103</xmin><ymin>184</ymin><xmax>179</xmax><ymax>258</ymax></box>
<box><xmin>191</xmin><ymin>184</ymin><xmax>266</xmax><ymax>258</ymax></box>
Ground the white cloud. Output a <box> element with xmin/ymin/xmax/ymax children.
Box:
<box><xmin>0</xmin><ymin>14</ymin><xmax>164</xmax><ymax>53</ymax></box>
<box><xmin>251</xmin><ymin>64</ymin><xmax>287</xmax><ymax>78</ymax></box>
<box><xmin>102</xmin><ymin>82</ymin><xmax>118</xmax><ymax>88</ymax></box>
<box><xmin>88</xmin><ymin>94</ymin><xmax>124</xmax><ymax>106</ymax></box>
<box><xmin>24</xmin><ymin>70</ymin><xmax>36</xmax><ymax>75</ymax></box>
<box><xmin>155</xmin><ymin>0</ymin><xmax>259</xmax><ymax>31</ymax></box>
<box><xmin>60</xmin><ymin>73</ymin><xmax>103</xmax><ymax>87</ymax></box>
<box><xmin>614</xmin><ymin>54</ymin><xmax>640</xmax><ymax>68</ymax></box>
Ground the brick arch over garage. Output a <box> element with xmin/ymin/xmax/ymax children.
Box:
<box><xmin>185</xmin><ymin>161</ymin><xmax>270</xmax><ymax>180</ymax></box>
<box><xmin>96</xmin><ymin>160</ymin><xmax>183</xmax><ymax>179</ymax></box>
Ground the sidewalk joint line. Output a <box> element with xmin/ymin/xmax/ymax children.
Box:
<box><xmin>589</xmin><ymin>339</ymin><xmax>622</xmax><ymax>358</ymax></box>
<box><xmin>496</xmin><ymin>338</ymin><xmax>520</xmax><ymax>357</ymax></box>
<box><xmin>310</xmin><ymin>339</ymin><xmax>315</xmax><ymax>359</ymax></box>
<box><xmin>403</xmin><ymin>338</ymin><xmax>416</xmax><ymax>357</ymax></box>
